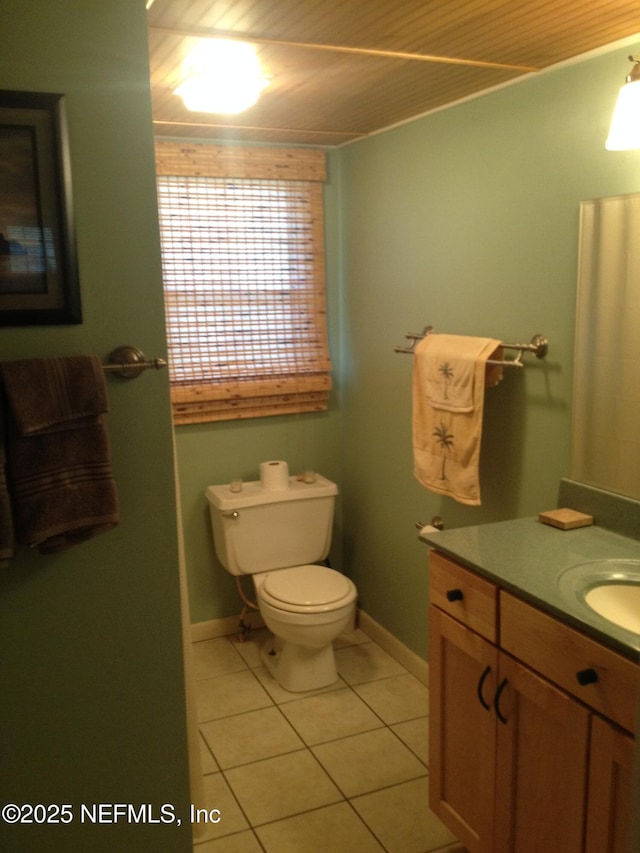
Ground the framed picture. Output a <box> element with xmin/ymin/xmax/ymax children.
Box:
<box><xmin>0</xmin><ymin>90</ymin><xmax>81</xmax><ymax>325</ymax></box>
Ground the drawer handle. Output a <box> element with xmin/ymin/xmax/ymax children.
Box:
<box><xmin>495</xmin><ymin>678</ymin><xmax>509</xmax><ymax>724</ymax></box>
<box><xmin>576</xmin><ymin>668</ymin><xmax>599</xmax><ymax>687</ymax></box>
<box><xmin>446</xmin><ymin>588</ymin><xmax>464</xmax><ymax>602</ymax></box>
<box><xmin>477</xmin><ymin>665</ymin><xmax>492</xmax><ymax>711</ymax></box>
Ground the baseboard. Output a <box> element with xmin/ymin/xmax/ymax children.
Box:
<box><xmin>190</xmin><ymin>610</ymin><xmax>265</xmax><ymax>644</ymax></box>
<box><xmin>357</xmin><ymin>609</ymin><xmax>429</xmax><ymax>686</ymax></box>
<box><xmin>189</xmin><ymin>607</ymin><xmax>429</xmax><ymax>687</ymax></box>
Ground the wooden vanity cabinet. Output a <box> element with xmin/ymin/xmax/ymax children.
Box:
<box><xmin>428</xmin><ymin>605</ymin><xmax>498</xmax><ymax>851</ymax></box>
<box><xmin>428</xmin><ymin>551</ymin><xmax>638</xmax><ymax>853</ymax></box>
<box><xmin>492</xmin><ymin>651</ymin><xmax>590</xmax><ymax>853</ymax></box>
<box><xmin>585</xmin><ymin>716</ymin><xmax>635</xmax><ymax>853</ymax></box>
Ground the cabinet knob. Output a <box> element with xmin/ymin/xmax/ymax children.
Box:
<box><xmin>446</xmin><ymin>589</ymin><xmax>464</xmax><ymax>602</ymax></box>
<box><xmin>576</xmin><ymin>668</ymin><xmax>598</xmax><ymax>686</ymax></box>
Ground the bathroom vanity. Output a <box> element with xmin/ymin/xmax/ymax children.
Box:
<box><xmin>421</xmin><ymin>510</ymin><xmax>640</xmax><ymax>853</ymax></box>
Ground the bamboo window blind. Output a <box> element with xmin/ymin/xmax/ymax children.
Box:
<box><xmin>155</xmin><ymin>142</ymin><xmax>331</xmax><ymax>424</ymax></box>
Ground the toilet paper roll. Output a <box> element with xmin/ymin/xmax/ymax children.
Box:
<box><xmin>260</xmin><ymin>460</ymin><xmax>290</xmax><ymax>491</ymax></box>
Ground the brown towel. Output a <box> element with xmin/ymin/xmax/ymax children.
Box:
<box><xmin>3</xmin><ymin>356</ymin><xmax>109</xmax><ymax>435</ymax></box>
<box><xmin>1</xmin><ymin>356</ymin><xmax>119</xmax><ymax>554</ymax></box>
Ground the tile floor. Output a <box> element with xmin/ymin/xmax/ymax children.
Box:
<box><xmin>191</xmin><ymin>625</ymin><xmax>467</xmax><ymax>853</ymax></box>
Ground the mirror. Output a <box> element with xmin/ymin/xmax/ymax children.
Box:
<box><xmin>571</xmin><ymin>192</ymin><xmax>640</xmax><ymax>499</ymax></box>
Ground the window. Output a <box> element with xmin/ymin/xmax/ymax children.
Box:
<box><xmin>155</xmin><ymin>141</ymin><xmax>332</xmax><ymax>424</ymax></box>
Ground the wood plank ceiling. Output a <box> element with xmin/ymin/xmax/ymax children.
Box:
<box><xmin>147</xmin><ymin>0</ymin><xmax>640</xmax><ymax>147</ymax></box>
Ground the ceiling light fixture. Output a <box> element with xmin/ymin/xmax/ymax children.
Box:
<box><xmin>174</xmin><ymin>40</ymin><xmax>269</xmax><ymax>115</ymax></box>
<box><xmin>606</xmin><ymin>56</ymin><xmax>640</xmax><ymax>150</ymax></box>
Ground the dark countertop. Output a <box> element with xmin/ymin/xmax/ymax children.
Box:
<box><xmin>420</xmin><ymin>517</ymin><xmax>640</xmax><ymax>661</ymax></box>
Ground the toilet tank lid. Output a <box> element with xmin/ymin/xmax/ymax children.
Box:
<box><xmin>205</xmin><ymin>473</ymin><xmax>337</xmax><ymax>510</ymax></box>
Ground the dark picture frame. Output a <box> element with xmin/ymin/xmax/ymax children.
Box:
<box><xmin>0</xmin><ymin>90</ymin><xmax>81</xmax><ymax>325</ymax></box>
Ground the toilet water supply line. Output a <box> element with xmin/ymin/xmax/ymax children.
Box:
<box><xmin>236</xmin><ymin>576</ymin><xmax>259</xmax><ymax>640</ymax></box>
<box><xmin>236</xmin><ymin>576</ymin><xmax>259</xmax><ymax>610</ymax></box>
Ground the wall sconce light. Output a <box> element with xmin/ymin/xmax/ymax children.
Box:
<box><xmin>606</xmin><ymin>56</ymin><xmax>640</xmax><ymax>150</ymax></box>
<box><xmin>175</xmin><ymin>40</ymin><xmax>269</xmax><ymax>115</ymax></box>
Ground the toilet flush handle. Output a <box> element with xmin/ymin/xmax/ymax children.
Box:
<box><xmin>222</xmin><ymin>510</ymin><xmax>240</xmax><ymax>520</ymax></box>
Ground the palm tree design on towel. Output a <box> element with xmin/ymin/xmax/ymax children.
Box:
<box><xmin>438</xmin><ymin>362</ymin><xmax>454</xmax><ymax>399</ymax></box>
<box><xmin>433</xmin><ymin>423</ymin><xmax>454</xmax><ymax>480</ymax></box>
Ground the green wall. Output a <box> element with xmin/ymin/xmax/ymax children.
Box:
<box><xmin>340</xmin><ymin>43</ymin><xmax>640</xmax><ymax>658</ymax></box>
<box><xmin>180</xmin><ymin>43</ymin><xmax>640</xmax><ymax>661</ymax></box>
<box><xmin>0</xmin><ymin>3</ymin><xmax>191</xmax><ymax>851</ymax></box>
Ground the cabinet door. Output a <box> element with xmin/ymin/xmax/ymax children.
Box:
<box><xmin>494</xmin><ymin>653</ymin><xmax>590</xmax><ymax>853</ymax></box>
<box><xmin>585</xmin><ymin>716</ymin><xmax>634</xmax><ymax>853</ymax></box>
<box><xmin>429</xmin><ymin>605</ymin><xmax>498</xmax><ymax>853</ymax></box>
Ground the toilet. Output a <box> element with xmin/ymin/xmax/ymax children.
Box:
<box><xmin>206</xmin><ymin>465</ymin><xmax>357</xmax><ymax>692</ymax></box>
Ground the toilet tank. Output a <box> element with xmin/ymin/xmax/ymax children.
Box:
<box><xmin>205</xmin><ymin>474</ymin><xmax>338</xmax><ymax>575</ymax></box>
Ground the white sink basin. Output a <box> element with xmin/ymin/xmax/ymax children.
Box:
<box><xmin>584</xmin><ymin>583</ymin><xmax>640</xmax><ymax>634</ymax></box>
<box><xmin>558</xmin><ymin>559</ymin><xmax>640</xmax><ymax>636</ymax></box>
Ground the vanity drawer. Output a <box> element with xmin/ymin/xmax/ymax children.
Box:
<box><xmin>429</xmin><ymin>551</ymin><xmax>498</xmax><ymax>642</ymax></box>
<box><xmin>500</xmin><ymin>592</ymin><xmax>640</xmax><ymax>733</ymax></box>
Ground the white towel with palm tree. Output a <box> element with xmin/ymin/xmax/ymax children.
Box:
<box><xmin>412</xmin><ymin>334</ymin><xmax>502</xmax><ymax>505</ymax></box>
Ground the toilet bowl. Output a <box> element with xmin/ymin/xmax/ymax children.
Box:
<box><xmin>254</xmin><ymin>565</ymin><xmax>357</xmax><ymax>691</ymax></box>
<box><xmin>205</xmin><ymin>467</ymin><xmax>358</xmax><ymax>692</ymax></box>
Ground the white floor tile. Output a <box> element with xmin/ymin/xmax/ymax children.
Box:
<box><xmin>191</xmin><ymin>772</ymin><xmax>249</xmax><ymax>844</ymax></box>
<box><xmin>191</xmin><ymin>637</ymin><xmax>248</xmax><ymax>680</ymax></box>
<box><xmin>252</xmin><ymin>664</ymin><xmax>347</xmax><ymax>705</ymax></box>
<box><xmin>190</xmin><ymin>629</ymin><xmax>464</xmax><ymax>853</ymax></box>
<box><xmin>255</xmin><ymin>801</ymin><xmax>386</xmax><ymax>853</ymax></box>
<box><xmin>230</xmin><ymin>627</ymin><xmax>272</xmax><ymax>669</ymax></box>
<box><xmin>351</xmin><ymin>777</ymin><xmax>458</xmax><ymax>853</ymax></box>
<box><xmin>354</xmin><ymin>673</ymin><xmax>430</xmax><ymax>724</ymax></box>
<box><xmin>334</xmin><ymin>642</ymin><xmax>407</xmax><ymax>685</ymax></box>
<box><xmin>195</xmin><ymin>670</ymin><xmax>273</xmax><ymax>723</ymax></box>
<box><xmin>200</xmin><ymin>706</ymin><xmax>304</xmax><ymax>769</ymax></box>
<box><xmin>193</xmin><ymin>829</ymin><xmax>264</xmax><ymax>852</ymax></box>
<box><xmin>311</xmin><ymin>727</ymin><xmax>427</xmax><ymax>798</ymax></box>
<box><xmin>390</xmin><ymin>717</ymin><xmax>430</xmax><ymax>766</ymax></box>
<box><xmin>224</xmin><ymin>750</ymin><xmax>343</xmax><ymax>826</ymax></box>
<box><xmin>199</xmin><ymin>731</ymin><xmax>219</xmax><ymax>774</ymax></box>
<box><xmin>279</xmin><ymin>687</ymin><xmax>384</xmax><ymax>745</ymax></box>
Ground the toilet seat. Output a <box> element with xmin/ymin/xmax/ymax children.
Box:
<box><xmin>258</xmin><ymin>565</ymin><xmax>356</xmax><ymax>613</ymax></box>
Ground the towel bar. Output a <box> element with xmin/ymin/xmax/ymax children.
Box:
<box><xmin>394</xmin><ymin>326</ymin><xmax>548</xmax><ymax>367</ymax></box>
<box><xmin>103</xmin><ymin>345</ymin><xmax>167</xmax><ymax>380</ymax></box>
